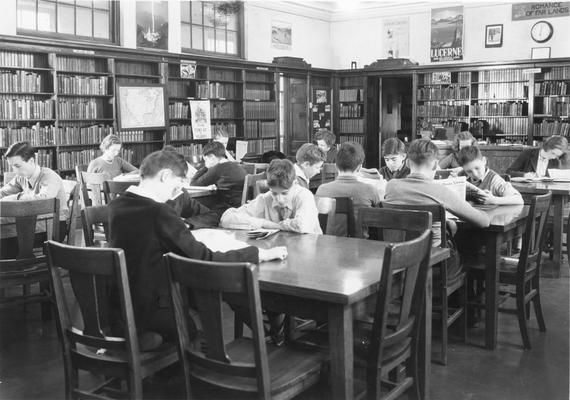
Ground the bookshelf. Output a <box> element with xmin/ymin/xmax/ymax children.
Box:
<box><xmin>243</xmin><ymin>68</ymin><xmax>278</xmax><ymax>154</ymax></box>
<box><xmin>532</xmin><ymin>66</ymin><xmax>570</xmax><ymax>138</ymax></box>
<box><xmin>208</xmin><ymin>66</ymin><xmax>243</xmax><ymax>142</ymax></box>
<box><xmin>338</xmin><ymin>75</ymin><xmax>365</xmax><ymax>146</ymax></box>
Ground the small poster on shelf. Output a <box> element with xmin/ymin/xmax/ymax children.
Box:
<box><xmin>180</xmin><ymin>60</ymin><xmax>196</xmax><ymax>79</ymax></box>
<box><xmin>190</xmin><ymin>100</ymin><xmax>211</xmax><ymax>139</ymax></box>
<box><xmin>432</xmin><ymin>71</ymin><xmax>451</xmax><ymax>84</ymax></box>
<box><xmin>316</xmin><ymin>89</ymin><xmax>327</xmax><ymax>103</ymax></box>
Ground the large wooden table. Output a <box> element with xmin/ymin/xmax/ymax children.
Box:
<box><xmin>512</xmin><ymin>181</ymin><xmax>570</xmax><ymax>278</ymax></box>
<box><xmin>454</xmin><ymin>204</ymin><xmax>529</xmax><ymax>350</ymax></box>
<box><xmin>230</xmin><ymin>230</ymin><xmax>449</xmax><ymax>400</ymax></box>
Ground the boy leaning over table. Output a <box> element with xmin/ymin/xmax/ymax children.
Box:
<box><xmin>108</xmin><ymin>150</ymin><xmax>287</xmax><ymax>350</ymax></box>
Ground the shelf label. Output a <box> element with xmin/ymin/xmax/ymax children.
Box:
<box><xmin>256</xmin><ymin>67</ymin><xmax>269</xmax><ymax>71</ymax></box>
<box><xmin>72</xmin><ymin>49</ymin><xmax>95</xmax><ymax>55</ymax></box>
<box><xmin>522</xmin><ymin>68</ymin><xmax>541</xmax><ymax>75</ymax></box>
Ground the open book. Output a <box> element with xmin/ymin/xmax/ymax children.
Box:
<box><xmin>433</xmin><ymin>176</ymin><xmax>466</xmax><ymax>200</ymax></box>
<box><xmin>547</xmin><ymin>169</ymin><xmax>570</xmax><ymax>182</ymax></box>
<box><xmin>510</xmin><ymin>176</ymin><xmax>553</xmax><ymax>183</ymax></box>
<box><xmin>359</xmin><ymin>168</ymin><xmax>382</xmax><ymax>180</ymax></box>
<box><xmin>191</xmin><ymin>229</ymin><xmax>250</xmax><ymax>252</ymax></box>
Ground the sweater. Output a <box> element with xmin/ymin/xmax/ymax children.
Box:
<box><xmin>191</xmin><ymin>161</ymin><xmax>247</xmax><ymax>210</ymax></box>
<box><xmin>88</xmin><ymin>156</ymin><xmax>137</xmax><ymax>179</ymax></box>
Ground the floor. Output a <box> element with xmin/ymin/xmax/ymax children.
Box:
<box><xmin>1</xmin><ymin>262</ymin><xmax>568</xmax><ymax>400</ymax></box>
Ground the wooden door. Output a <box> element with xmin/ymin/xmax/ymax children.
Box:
<box><xmin>283</xmin><ymin>76</ymin><xmax>309</xmax><ymax>157</ymax></box>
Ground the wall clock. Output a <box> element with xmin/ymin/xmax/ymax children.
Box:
<box><xmin>531</xmin><ymin>21</ymin><xmax>553</xmax><ymax>43</ymax></box>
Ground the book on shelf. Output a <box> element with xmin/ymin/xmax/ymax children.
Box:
<box><xmin>339</xmin><ymin>119</ymin><xmax>364</xmax><ymax>133</ymax></box>
<box><xmin>339</xmin><ymin>135</ymin><xmax>364</xmax><ymax>145</ymax></box>
<box><xmin>470</xmin><ymin>101</ymin><xmax>527</xmax><ymax>117</ymax></box>
<box><xmin>56</xmin><ymin>56</ymin><xmax>107</xmax><ymax>73</ymax></box>
<box><xmin>57</xmin><ymin>75</ymin><xmax>109</xmax><ymax>95</ymax></box>
<box><xmin>245</xmin><ymin>87</ymin><xmax>271</xmax><ymax>100</ymax></box>
<box><xmin>0</xmin><ymin>51</ymin><xmax>45</xmax><ymax>68</ymax></box>
<box><xmin>169</xmin><ymin>124</ymin><xmax>192</xmax><ymax>141</ymax></box>
<box><xmin>244</xmin><ymin>102</ymin><xmax>276</xmax><ymax>119</ymax></box>
<box><xmin>55</xmin><ymin>125</ymin><xmax>113</xmax><ymax>145</ymax></box>
<box><xmin>0</xmin><ymin>125</ymin><xmax>56</xmax><ymax>147</ymax></box>
<box><xmin>57</xmin><ymin>98</ymin><xmax>103</xmax><ymax>119</ymax></box>
<box><xmin>0</xmin><ymin>98</ymin><xmax>54</xmax><ymax>120</ymax></box>
<box><xmin>339</xmin><ymin>88</ymin><xmax>363</xmax><ymax>102</ymax></box>
<box><xmin>532</xmin><ymin>120</ymin><xmax>570</xmax><ymax>137</ymax></box>
<box><xmin>0</xmin><ymin>70</ymin><xmax>44</xmax><ymax>92</ymax></box>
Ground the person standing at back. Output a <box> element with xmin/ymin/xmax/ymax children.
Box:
<box><xmin>87</xmin><ymin>134</ymin><xmax>138</xmax><ymax>179</ymax></box>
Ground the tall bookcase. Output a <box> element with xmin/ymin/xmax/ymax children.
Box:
<box><xmin>337</xmin><ymin>75</ymin><xmax>365</xmax><ymax>146</ymax></box>
<box><xmin>532</xmin><ymin>66</ymin><xmax>570</xmax><ymax>138</ymax></box>
<box><xmin>310</xmin><ymin>74</ymin><xmax>333</xmax><ymax>136</ymax></box>
<box><xmin>243</xmin><ymin>69</ymin><xmax>278</xmax><ymax>154</ymax></box>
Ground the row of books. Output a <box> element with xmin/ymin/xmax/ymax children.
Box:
<box><xmin>538</xmin><ymin>66</ymin><xmax>570</xmax><ymax>80</ymax></box>
<box><xmin>56</xmin><ymin>56</ymin><xmax>108</xmax><ymax>73</ymax></box>
<box><xmin>244</xmin><ymin>102</ymin><xmax>276</xmax><ymax>119</ymax></box>
<box><xmin>339</xmin><ymin>88</ymin><xmax>363</xmax><ymax>102</ymax></box>
<box><xmin>339</xmin><ymin>135</ymin><xmax>364</xmax><ymax>145</ymax></box>
<box><xmin>172</xmin><ymin>143</ymin><xmax>203</xmax><ymax>159</ymax></box>
<box><xmin>169</xmin><ymin>102</ymin><xmax>189</xmax><ymax>119</ymax></box>
<box><xmin>419</xmin><ymin>71</ymin><xmax>470</xmax><ymax>85</ymax></box>
<box><xmin>0</xmin><ymin>51</ymin><xmax>47</xmax><ymax>69</ymax></box>
<box><xmin>475</xmin><ymin>83</ymin><xmax>527</xmax><ymax>99</ymax></box>
<box><xmin>339</xmin><ymin>103</ymin><xmax>364</xmax><ymax>118</ymax></box>
<box><xmin>211</xmin><ymin>122</ymin><xmax>237</xmax><ymax>137</ymax></box>
<box><xmin>57</xmin><ymin>149</ymin><xmax>99</xmax><ymax>170</ymax></box>
<box><xmin>244</xmin><ymin>121</ymin><xmax>277</xmax><ymax>138</ymax></box>
<box><xmin>116</xmin><ymin>130</ymin><xmax>158</xmax><ymax>142</ymax></box>
<box><xmin>246</xmin><ymin>72</ymin><xmax>273</xmax><ymax>83</ymax></box>
<box><xmin>120</xmin><ymin>144</ymin><xmax>162</xmax><ymax>166</ymax></box>
<box><xmin>115</xmin><ymin>61</ymin><xmax>157</xmax><ymax>76</ymax></box>
<box><xmin>169</xmin><ymin>124</ymin><xmax>192</xmax><ymax>141</ymax></box>
<box><xmin>0</xmin><ymin>99</ymin><xmax>54</xmax><ymax>120</ymax></box>
<box><xmin>476</xmin><ymin>69</ymin><xmax>525</xmax><ymax>83</ymax></box>
<box><xmin>246</xmin><ymin>139</ymin><xmax>276</xmax><ymax>154</ymax></box>
<box><xmin>534</xmin><ymin>81</ymin><xmax>570</xmax><ymax>96</ymax></box>
<box><xmin>211</xmin><ymin>102</ymin><xmax>236</xmax><ymax>119</ymax></box>
<box><xmin>57</xmin><ymin>75</ymin><xmax>109</xmax><ymax>95</ymax></box>
<box><xmin>54</xmin><ymin>125</ymin><xmax>113</xmax><ymax>145</ymax></box>
<box><xmin>535</xmin><ymin>98</ymin><xmax>570</xmax><ymax>116</ymax></box>
<box><xmin>339</xmin><ymin>119</ymin><xmax>364</xmax><ymax>134</ymax></box>
<box><xmin>417</xmin><ymin>85</ymin><xmax>470</xmax><ymax>100</ymax></box>
<box><xmin>417</xmin><ymin>104</ymin><xmax>469</xmax><ymax>117</ymax></box>
<box><xmin>0</xmin><ymin>126</ymin><xmax>56</xmax><ymax>147</ymax></box>
<box><xmin>470</xmin><ymin>101</ymin><xmax>527</xmax><ymax>116</ymax></box>
<box><xmin>0</xmin><ymin>70</ymin><xmax>44</xmax><ymax>92</ymax></box>
<box><xmin>168</xmin><ymin>81</ymin><xmax>192</xmax><ymax>98</ymax></box>
<box><xmin>533</xmin><ymin>120</ymin><xmax>570</xmax><ymax>137</ymax></box>
<box><xmin>209</xmin><ymin>69</ymin><xmax>239</xmax><ymax>81</ymax></box>
<box><xmin>197</xmin><ymin>82</ymin><xmax>238</xmax><ymax>99</ymax></box>
<box><xmin>474</xmin><ymin>117</ymin><xmax>528</xmax><ymax>136</ymax></box>
<box><xmin>57</xmin><ymin>99</ymin><xmax>104</xmax><ymax>119</ymax></box>
<box><xmin>245</xmin><ymin>88</ymin><xmax>272</xmax><ymax>101</ymax></box>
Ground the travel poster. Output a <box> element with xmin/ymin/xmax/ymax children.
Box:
<box><xmin>430</xmin><ymin>6</ymin><xmax>463</xmax><ymax>62</ymax></box>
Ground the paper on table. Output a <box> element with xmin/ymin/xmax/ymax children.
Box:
<box><xmin>547</xmin><ymin>169</ymin><xmax>570</xmax><ymax>182</ymax></box>
<box><xmin>113</xmin><ymin>173</ymin><xmax>140</xmax><ymax>182</ymax></box>
<box><xmin>191</xmin><ymin>229</ymin><xmax>250</xmax><ymax>252</ymax></box>
<box><xmin>511</xmin><ymin>176</ymin><xmax>553</xmax><ymax>183</ymax></box>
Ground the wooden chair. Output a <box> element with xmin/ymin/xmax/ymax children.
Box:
<box><xmin>0</xmin><ymin>198</ymin><xmax>60</xmax><ymax>321</ymax></box>
<box><xmin>64</xmin><ymin>181</ymin><xmax>81</xmax><ymax>246</ymax></box>
<box><xmin>467</xmin><ymin>192</ymin><xmax>551</xmax><ymax>349</ymax></box>
<box><xmin>353</xmin><ymin>229</ymin><xmax>433</xmax><ymax>400</ymax></box>
<box><xmin>382</xmin><ymin>202</ymin><xmax>466</xmax><ymax>365</ymax></box>
<box><xmin>80</xmin><ymin>171</ymin><xmax>107</xmax><ymax>207</ymax></box>
<box><xmin>255</xmin><ymin>179</ymin><xmax>269</xmax><ymax>197</ymax></box>
<box><xmin>81</xmin><ymin>205</ymin><xmax>110</xmax><ymax>247</ymax></box>
<box><xmin>163</xmin><ymin>253</ymin><xmax>327</xmax><ymax>400</ymax></box>
<box><xmin>241</xmin><ymin>172</ymin><xmax>266</xmax><ymax>205</ymax></box>
<box><xmin>46</xmin><ymin>241</ymin><xmax>178</xmax><ymax>400</ymax></box>
<box><xmin>103</xmin><ymin>180</ymin><xmax>137</xmax><ymax>203</ymax></box>
<box><xmin>241</xmin><ymin>162</ymin><xmax>269</xmax><ymax>175</ymax></box>
<box><xmin>320</xmin><ymin>162</ymin><xmax>337</xmax><ymax>185</ymax></box>
<box><xmin>315</xmin><ymin>196</ymin><xmax>356</xmax><ymax>237</ymax></box>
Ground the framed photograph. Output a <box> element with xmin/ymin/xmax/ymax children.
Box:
<box><xmin>485</xmin><ymin>24</ymin><xmax>503</xmax><ymax>48</ymax></box>
<box><xmin>531</xmin><ymin>47</ymin><xmax>551</xmax><ymax>59</ymax></box>
<box><xmin>116</xmin><ymin>84</ymin><xmax>167</xmax><ymax>131</ymax></box>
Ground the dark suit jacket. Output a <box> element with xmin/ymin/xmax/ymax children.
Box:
<box><xmin>506</xmin><ymin>148</ymin><xmax>562</xmax><ymax>177</ymax></box>
<box><xmin>108</xmin><ymin>192</ymin><xmax>258</xmax><ymax>334</ymax></box>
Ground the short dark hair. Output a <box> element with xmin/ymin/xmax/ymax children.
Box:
<box><xmin>451</xmin><ymin>131</ymin><xmax>476</xmax><ymax>152</ymax></box>
<box><xmin>382</xmin><ymin>137</ymin><xmax>406</xmax><ymax>156</ymax></box>
<box><xmin>407</xmin><ymin>139</ymin><xmax>439</xmax><ymax>166</ymax></box>
<box><xmin>5</xmin><ymin>141</ymin><xmax>35</xmax><ymax>161</ymax></box>
<box><xmin>140</xmin><ymin>150</ymin><xmax>188</xmax><ymax>179</ymax></box>
<box><xmin>296</xmin><ymin>143</ymin><xmax>326</xmax><ymax>165</ymax></box>
<box><xmin>543</xmin><ymin>135</ymin><xmax>568</xmax><ymax>152</ymax></box>
<box><xmin>336</xmin><ymin>142</ymin><xmax>364</xmax><ymax>172</ymax></box>
<box><xmin>266</xmin><ymin>159</ymin><xmax>295</xmax><ymax>189</ymax></box>
<box><xmin>313</xmin><ymin>130</ymin><xmax>336</xmax><ymax>147</ymax></box>
<box><xmin>457</xmin><ymin>145</ymin><xmax>483</xmax><ymax>166</ymax></box>
<box><xmin>202</xmin><ymin>141</ymin><xmax>226</xmax><ymax>158</ymax></box>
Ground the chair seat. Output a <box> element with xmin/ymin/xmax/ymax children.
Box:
<box><xmin>189</xmin><ymin>337</ymin><xmax>327</xmax><ymax>397</ymax></box>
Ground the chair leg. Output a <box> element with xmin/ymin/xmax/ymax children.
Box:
<box><xmin>532</xmin><ymin>281</ymin><xmax>547</xmax><ymax>332</ymax></box>
<box><xmin>459</xmin><ymin>281</ymin><xmax>467</xmax><ymax>342</ymax></box>
<box><xmin>525</xmin><ymin>281</ymin><xmax>532</xmax><ymax>320</ymax></box>
<box><xmin>40</xmin><ymin>281</ymin><xmax>52</xmax><ymax>322</ymax></box>
<box><xmin>516</xmin><ymin>285</ymin><xmax>531</xmax><ymax>349</ymax></box>
<box><xmin>440</xmin><ymin>281</ymin><xmax>448</xmax><ymax>366</ymax></box>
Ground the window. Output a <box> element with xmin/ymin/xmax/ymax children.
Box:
<box><xmin>17</xmin><ymin>0</ymin><xmax>117</xmax><ymax>43</ymax></box>
<box><xmin>181</xmin><ymin>1</ymin><xmax>242</xmax><ymax>56</ymax></box>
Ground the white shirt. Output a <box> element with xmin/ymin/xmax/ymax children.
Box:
<box><xmin>536</xmin><ymin>153</ymin><xmax>549</xmax><ymax>177</ymax></box>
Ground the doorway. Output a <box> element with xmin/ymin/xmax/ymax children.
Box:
<box><xmin>379</xmin><ymin>76</ymin><xmax>413</xmax><ymax>158</ymax></box>
<box><xmin>281</xmin><ymin>74</ymin><xmax>308</xmax><ymax>157</ymax></box>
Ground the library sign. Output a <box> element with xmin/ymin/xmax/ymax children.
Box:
<box><xmin>512</xmin><ymin>2</ymin><xmax>570</xmax><ymax>20</ymax></box>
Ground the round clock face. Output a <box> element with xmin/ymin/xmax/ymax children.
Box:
<box><xmin>531</xmin><ymin>21</ymin><xmax>553</xmax><ymax>43</ymax></box>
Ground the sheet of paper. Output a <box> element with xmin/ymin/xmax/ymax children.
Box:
<box><xmin>511</xmin><ymin>176</ymin><xmax>553</xmax><ymax>183</ymax></box>
<box><xmin>433</xmin><ymin>176</ymin><xmax>466</xmax><ymax>199</ymax></box>
<box><xmin>191</xmin><ymin>229</ymin><xmax>250</xmax><ymax>252</ymax></box>
<box><xmin>235</xmin><ymin>140</ymin><xmax>248</xmax><ymax>162</ymax></box>
<box><xmin>547</xmin><ymin>169</ymin><xmax>570</xmax><ymax>182</ymax></box>
<box><xmin>113</xmin><ymin>174</ymin><xmax>140</xmax><ymax>182</ymax></box>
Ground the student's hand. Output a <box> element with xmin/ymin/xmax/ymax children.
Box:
<box><xmin>259</xmin><ymin>246</ymin><xmax>288</xmax><ymax>262</ymax></box>
<box><xmin>476</xmin><ymin>190</ymin><xmax>497</xmax><ymax>205</ymax></box>
<box><xmin>18</xmin><ymin>190</ymin><xmax>34</xmax><ymax>200</ymax></box>
<box><xmin>261</xmin><ymin>220</ymin><xmax>281</xmax><ymax>229</ymax></box>
<box><xmin>449</xmin><ymin>167</ymin><xmax>463</xmax><ymax>177</ymax></box>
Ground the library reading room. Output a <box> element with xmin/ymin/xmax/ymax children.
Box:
<box><xmin>0</xmin><ymin>1</ymin><xmax>569</xmax><ymax>399</ymax></box>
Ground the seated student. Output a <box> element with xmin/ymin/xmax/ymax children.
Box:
<box><xmin>88</xmin><ymin>134</ymin><xmax>138</xmax><ymax>179</ymax></box>
<box><xmin>506</xmin><ymin>135</ymin><xmax>568</xmax><ymax>178</ymax></box>
<box><xmin>220</xmin><ymin>159</ymin><xmax>322</xmax><ymax>234</ymax></box>
<box><xmin>294</xmin><ymin>143</ymin><xmax>326</xmax><ymax>189</ymax></box>
<box><xmin>191</xmin><ymin>141</ymin><xmax>247</xmax><ymax>210</ymax></box>
<box><xmin>438</xmin><ymin>131</ymin><xmax>477</xmax><ymax>174</ymax></box>
<box><xmin>0</xmin><ymin>141</ymin><xmax>69</xmax><ymax>229</ymax></box>
<box><xmin>458</xmin><ymin>145</ymin><xmax>523</xmax><ymax>206</ymax></box>
<box><xmin>213</xmin><ymin>129</ymin><xmax>235</xmax><ymax>161</ymax></box>
<box><xmin>379</xmin><ymin>137</ymin><xmax>410</xmax><ymax>180</ymax></box>
<box><xmin>384</xmin><ymin>139</ymin><xmax>490</xmax><ymax>279</ymax></box>
<box><xmin>108</xmin><ymin>150</ymin><xmax>287</xmax><ymax>346</ymax></box>
<box><xmin>316</xmin><ymin>142</ymin><xmax>381</xmax><ymax>236</ymax></box>
<box><xmin>313</xmin><ymin>129</ymin><xmax>337</xmax><ymax>163</ymax></box>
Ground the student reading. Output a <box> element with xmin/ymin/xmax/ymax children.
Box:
<box><xmin>313</xmin><ymin>129</ymin><xmax>337</xmax><ymax>163</ymax></box>
<box><xmin>379</xmin><ymin>137</ymin><xmax>410</xmax><ymax>180</ymax></box>
<box><xmin>293</xmin><ymin>143</ymin><xmax>326</xmax><ymax>189</ymax></box>
<box><xmin>506</xmin><ymin>135</ymin><xmax>569</xmax><ymax>178</ymax></box>
<box><xmin>220</xmin><ymin>159</ymin><xmax>322</xmax><ymax>234</ymax></box>
<box><xmin>87</xmin><ymin>134</ymin><xmax>138</xmax><ymax>179</ymax></box>
<box><xmin>438</xmin><ymin>131</ymin><xmax>477</xmax><ymax>174</ymax></box>
<box><xmin>108</xmin><ymin>150</ymin><xmax>287</xmax><ymax>345</ymax></box>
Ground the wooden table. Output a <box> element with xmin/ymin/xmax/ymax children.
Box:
<box><xmin>454</xmin><ymin>204</ymin><xmax>529</xmax><ymax>350</ymax></box>
<box><xmin>512</xmin><ymin>181</ymin><xmax>570</xmax><ymax>278</ymax></box>
<box><xmin>230</xmin><ymin>230</ymin><xmax>449</xmax><ymax>400</ymax></box>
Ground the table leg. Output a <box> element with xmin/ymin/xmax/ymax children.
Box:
<box><xmin>551</xmin><ymin>196</ymin><xmax>564</xmax><ymax>279</ymax></box>
<box><xmin>418</xmin><ymin>267</ymin><xmax>432</xmax><ymax>400</ymax></box>
<box><xmin>328</xmin><ymin>304</ymin><xmax>353</xmax><ymax>400</ymax></box>
<box><xmin>484</xmin><ymin>234</ymin><xmax>501</xmax><ymax>350</ymax></box>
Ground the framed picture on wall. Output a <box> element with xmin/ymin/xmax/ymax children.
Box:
<box><xmin>485</xmin><ymin>24</ymin><xmax>503</xmax><ymax>48</ymax></box>
<box><xmin>116</xmin><ymin>84</ymin><xmax>167</xmax><ymax>131</ymax></box>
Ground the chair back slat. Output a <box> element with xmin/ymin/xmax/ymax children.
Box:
<box><xmin>241</xmin><ymin>172</ymin><xmax>266</xmax><ymax>205</ymax></box>
<box><xmin>103</xmin><ymin>180</ymin><xmax>137</xmax><ymax>203</ymax></box>
<box><xmin>164</xmin><ymin>253</ymin><xmax>269</xmax><ymax>389</ymax></box>
<box><xmin>356</xmin><ymin>207</ymin><xmax>432</xmax><ymax>243</ymax></box>
<box><xmin>80</xmin><ymin>171</ymin><xmax>107</xmax><ymax>207</ymax></box>
<box><xmin>316</xmin><ymin>197</ymin><xmax>356</xmax><ymax>237</ymax></box>
<box><xmin>382</xmin><ymin>203</ymin><xmax>446</xmax><ymax>246</ymax></box>
<box><xmin>81</xmin><ymin>206</ymin><xmax>110</xmax><ymax>247</ymax></box>
<box><xmin>518</xmin><ymin>192</ymin><xmax>552</xmax><ymax>276</ymax></box>
<box><xmin>315</xmin><ymin>197</ymin><xmax>336</xmax><ymax>234</ymax></box>
<box><xmin>65</xmin><ymin>182</ymin><xmax>81</xmax><ymax>245</ymax></box>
